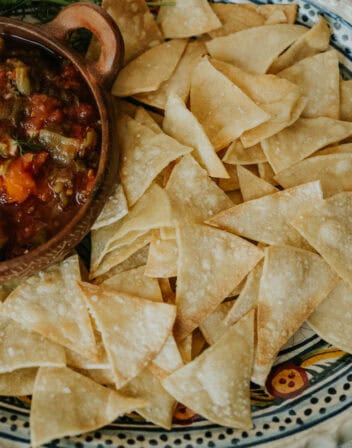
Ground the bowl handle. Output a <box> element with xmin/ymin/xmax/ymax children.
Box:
<box><xmin>42</xmin><ymin>2</ymin><xmax>124</xmax><ymax>88</ymax></box>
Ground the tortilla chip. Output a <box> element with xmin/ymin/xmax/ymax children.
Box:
<box><xmin>93</xmin><ymin>244</ymin><xmax>150</xmax><ymax>285</ymax></box>
<box><xmin>92</xmin><ymin>183</ymin><xmax>128</xmax><ymax>231</ymax></box>
<box><xmin>0</xmin><ymin>317</ymin><xmax>66</xmax><ymax>373</ymax></box>
<box><xmin>150</xmin><ymin>335</ymin><xmax>183</xmax><ymax>380</ymax></box>
<box><xmin>341</xmin><ymin>80</ymin><xmax>352</xmax><ymax>122</ymax></box>
<box><xmin>190</xmin><ymin>58</ymin><xmax>270</xmax><ymax>150</ymax></box>
<box><xmin>160</xmin><ymin>227</ymin><xmax>177</xmax><ymax>240</ymax></box>
<box><xmin>0</xmin><ymin>368</ymin><xmax>37</xmax><ymax>396</ymax></box>
<box><xmin>315</xmin><ymin>143</ymin><xmax>352</xmax><ymax>156</ymax></box>
<box><xmin>218</xmin><ymin>163</ymin><xmax>240</xmax><ymax>191</ymax></box>
<box><xmin>227</xmin><ymin>190</ymin><xmax>243</xmax><ymax>205</ymax></box>
<box><xmin>118</xmin><ymin>115</ymin><xmax>192</xmax><ymax>206</ymax></box>
<box><xmin>275</xmin><ymin>154</ymin><xmax>352</xmax><ymax>197</ymax></box>
<box><xmin>223</xmin><ymin>140</ymin><xmax>266</xmax><ymax>165</ymax></box>
<box><xmin>261</xmin><ymin>118</ymin><xmax>352</xmax><ymax>173</ymax></box>
<box><xmin>258</xmin><ymin>161</ymin><xmax>278</xmax><ymax>186</ymax></box>
<box><xmin>157</xmin><ymin>0</ymin><xmax>221</xmax><ymax>38</ymax></box>
<box><xmin>226</xmin><ymin>261</ymin><xmax>263</xmax><ymax>326</ymax></box>
<box><xmin>211</xmin><ymin>59</ymin><xmax>305</xmax><ymax>147</ymax></box>
<box><xmin>165</xmin><ymin>155</ymin><xmax>233</xmax><ymax>225</ymax></box>
<box><xmin>163</xmin><ymin>311</ymin><xmax>255</xmax><ymax>429</ymax></box>
<box><xmin>145</xmin><ymin>235</ymin><xmax>178</xmax><ymax>278</ymax></box>
<box><xmin>270</xmin><ymin>17</ymin><xmax>331</xmax><ymax>73</ymax></box>
<box><xmin>112</xmin><ymin>39</ymin><xmax>187</xmax><ymax>97</ymax></box>
<box><xmin>102</xmin><ymin>265</ymin><xmax>162</xmax><ymax>302</ymax></box>
<box><xmin>134</xmin><ymin>41</ymin><xmax>206</xmax><ymax>110</ymax></box>
<box><xmin>30</xmin><ymin>366</ymin><xmax>145</xmax><ymax>447</ymax></box>
<box><xmin>207</xmin><ymin>181</ymin><xmax>323</xmax><ymax>248</ymax></box>
<box><xmin>308</xmin><ymin>280</ymin><xmax>352</xmax><ymax>354</ymax></box>
<box><xmin>177</xmin><ymin>334</ymin><xmax>192</xmax><ymax>364</ymax></box>
<box><xmin>90</xmin><ymin>183</ymin><xmax>172</xmax><ymax>271</ymax></box>
<box><xmin>278</xmin><ymin>50</ymin><xmax>340</xmax><ymax>119</ymax></box>
<box><xmin>134</xmin><ymin>107</ymin><xmax>162</xmax><ymax>133</ymax></box>
<box><xmin>253</xmin><ymin>245</ymin><xmax>338</xmax><ymax>386</ymax></box>
<box><xmin>291</xmin><ymin>192</ymin><xmax>352</xmax><ymax>288</ymax></box>
<box><xmin>237</xmin><ymin>166</ymin><xmax>278</xmax><ymax>202</ymax></box>
<box><xmin>80</xmin><ymin>282</ymin><xmax>176</xmax><ymax>388</ymax></box>
<box><xmin>209</xmin><ymin>4</ymin><xmax>297</xmax><ymax>38</ymax></box>
<box><xmin>76</xmin><ymin>368</ymin><xmax>115</xmax><ymax>386</ymax></box>
<box><xmin>1</xmin><ymin>255</ymin><xmax>97</xmax><ymax>361</ymax></box>
<box><xmin>206</xmin><ymin>24</ymin><xmax>307</xmax><ymax>74</ymax></box>
<box><xmin>122</xmin><ymin>368</ymin><xmax>176</xmax><ymax>429</ymax></box>
<box><xmin>229</xmin><ymin>278</ymin><xmax>246</xmax><ymax>297</ymax></box>
<box><xmin>91</xmin><ymin>234</ymin><xmax>151</xmax><ymax>280</ymax></box>
<box><xmin>164</xmin><ymin>94</ymin><xmax>228</xmax><ymax>178</ymax></box>
<box><xmin>102</xmin><ymin>0</ymin><xmax>162</xmax><ymax>64</ymax></box>
<box><xmin>175</xmin><ymin>224</ymin><xmax>263</xmax><ymax>339</ymax></box>
<box><xmin>199</xmin><ymin>301</ymin><xmax>233</xmax><ymax>345</ymax></box>
<box><xmin>192</xmin><ymin>329</ymin><xmax>207</xmax><ymax>359</ymax></box>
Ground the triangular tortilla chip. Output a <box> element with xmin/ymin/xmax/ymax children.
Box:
<box><xmin>112</xmin><ymin>39</ymin><xmax>187</xmax><ymax>97</ymax></box>
<box><xmin>121</xmin><ymin>368</ymin><xmax>176</xmax><ymax>429</ymax></box>
<box><xmin>165</xmin><ymin>155</ymin><xmax>233</xmax><ymax>225</ymax></box>
<box><xmin>175</xmin><ymin>224</ymin><xmax>263</xmax><ymax>339</ymax></box>
<box><xmin>77</xmin><ymin>368</ymin><xmax>115</xmax><ymax>386</ymax></box>
<box><xmin>163</xmin><ymin>94</ymin><xmax>228</xmax><ymax>178</ymax></box>
<box><xmin>1</xmin><ymin>255</ymin><xmax>97</xmax><ymax>360</ymax></box>
<box><xmin>269</xmin><ymin>17</ymin><xmax>331</xmax><ymax>73</ymax></box>
<box><xmin>207</xmin><ymin>181</ymin><xmax>323</xmax><ymax>248</ymax></box>
<box><xmin>79</xmin><ymin>282</ymin><xmax>176</xmax><ymax>388</ymax></box>
<box><xmin>209</xmin><ymin>3</ymin><xmax>297</xmax><ymax>38</ymax></box>
<box><xmin>134</xmin><ymin>107</ymin><xmax>162</xmax><ymax>133</ymax></box>
<box><xmin>0</xmin><ymin>368</ymin><xmax>37</xmax><ymax>396</ymax></box>
<box><xmin>177</xmin><ymin>334</ymin><xmax>192</xmax><ymax>364</ymax></box>
<box><xmin>145</xmin><ymin>234</ymin><xmax>178</xmax><ymax>278</ymax></box>
<box><xmin>206</xmin><ymin>24</ymin><xmax>307</xmax><ymax>74</ymax></box>
<box><xmin>226</xmin><ymin>261</ymin><xmax>263</xmax><ymax>326</ymax></box>
<box><xmin>149</xmin><ymin>335</ymin><xmax>183</xmax><ymax>380</ymax></box>
<box><xmin>223</xmin><ymin>140</ymin><xmax>266</xmax><ymax>165</ymax></box>
<box><xmin>192</xmin><ymin>329</ymin><xmax>207</xmax><ymax>359</ymax></box>
<box><xmin>274</xmin><ymin>154</ymin><xmax>352</xmax><ymax>197</ymax></box>
<box><xmin>253</xmin><ymin>245</ymin><xmax>338</xmax><ymax>386</ymax></box>
<box><xmin>102</xmin><ymin>265</ymin><xmax>162</xmax><ymax>302</ymax></box>
<box><xmin>90</xmin><ymin>183</ymin><xmax>172</xmax><ymax>271</ymax></box>
<box><xmin>237</xmin><ymin>166</ymin><xmax>278</xmax><ymax>202</ymax></box>
<box><xmin>157</xmin><ymin>0</ymin><xmax>221</xmax><ymax>38</ymax></box>
<box><xmin>218</xmin><ymin>163</ymin><xmax>240</xmax><ymax>191</ymax></box>
<box><xmin>315</xmin><ymin>143</ymin><xmax>352</xmax><ymax>156</ymax></box>
<box><xmin>0</xmin><ymin>317</ymin><xmax>66</xmax><ymax>373</ymax></box>
<box><xmin>199</xmin><ymin>301</ymin><xmax>233</xmax><ymax>345</ymax></box>
<box><xmin>163</xmin><ymin>311</ymin><xmax>255</xmax><ymax>429</ymax></box>
<box><xmin>211</xmin><ymin>59</ymin><xmax>305</xmax><ymax>147</ymax></box>
<box><xmin>30</xmin><ymin>366</ymin><xmax>146</xmax><ymax>447</ymax></box>
<box><xmin>118</xmin><ymin>115</ymin><xmax>192</xmax><ymax>206</ymax></box>
<box><xmin>92</xmin><ymin>183</ymin><xmax>128</xmax><ymax>231</ymax></box>
<box><xmin>134</xmin><ymin>41</ymin><xmax>206</xmax><ymax>110</ymax></box>
<box><xmin>261</xmin><ymin>118</ymin><xmax>352</xmax><ymax>173</ymax></box>
<box><xmin>278</xmin><ymin>50</ymin><xmax>340</xmax><ymax>119</ymax></box>
<box><xmin>102</xmin><ymin>0</ymin><xmax>162</xmax><ymax>64</ymax></box>
<box><xmin>227</xmin><ymin>190</ymin><xmax>243</xmax><ymax>205</ymax></box>
<box><xmin>340</xmin><ymin>80</ymin><xmax>352</xmax><ymax>121</ymax></box>
<box><xmin>190</xmin><ymin>58</ymin><xmax>270</xmax><ymax>150</ymax></box>
<box><xmin>258</xmin><ymin>161</ymin><xmax>277</xmax><ymax>185</ymax></box>
<box><xmin>291</xmin><ymin>192</ymin><xmax>352</xmax><ymax>288</ymax></box>
<box><xmin>308</xmin><ymin>280</ymin><xmax>352</xmax><ymax>354</ymax></box>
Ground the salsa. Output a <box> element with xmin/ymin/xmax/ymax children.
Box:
<box><xmin>0</xmin><ymin>36</ymin><xmax>101</xmax><ymax>260</ymax></box>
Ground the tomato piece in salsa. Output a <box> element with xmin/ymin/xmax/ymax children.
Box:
<box><xmin>0</xmin><ymin>36</ymin><xmax>101</xmax><ymax>260</ymax></box>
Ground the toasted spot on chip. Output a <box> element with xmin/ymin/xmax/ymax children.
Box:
<box><xmin>253</xmin><ymin>245</ymin><xmax>337</xmax><ymax>386</ymax></box>
<box><xmin>237</xmin><ymin>166</ymin><xmax>278</xmax><ymax>202</ymax></box>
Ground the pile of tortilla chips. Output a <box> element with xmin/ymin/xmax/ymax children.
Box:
<box><xmin>2</xmin><ymin>1</ymin><xmax>352</xmax><ymax>445</ymax></box>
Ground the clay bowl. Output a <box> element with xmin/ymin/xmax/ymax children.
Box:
<box><xmin>0</xmin><ymin>3</ymin><xmax>124</xmax><ymax>282</ymax></box>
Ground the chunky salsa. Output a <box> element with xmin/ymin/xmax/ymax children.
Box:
<box><xmin>0</xmin><ymin>36</ymin><xmax>101</xmax><ymax>260</ymax></box>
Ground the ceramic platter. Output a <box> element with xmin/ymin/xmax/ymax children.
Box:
<box><xmin>1</xmin><ymin>1</ymin><xmax>352</xmax><ymax>447</ymax></box>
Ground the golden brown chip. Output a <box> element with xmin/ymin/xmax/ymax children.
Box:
<box><xmin>79</xmin><ymin>282</ymin><xmax>176</xmax><ymax>388</ymax></box>
<box><xmin>30</xmin><ymin>367</ymin><xmax>146</xmax><ymax>447</ymax></box>
<box><xmin>157</xmin><ymin>0</ymin><xmax>221</xmax><ymax>38</ymax></box>
<box><xmin>253</xmin><ymin>246</ymin><xmax>338</xmax><ymax>386</ymax></box>
<box><xmin>118</xmin><ymin>115</ymin><xmax>192</xmax><ymax>206</ymax></box>
<box><xmin>223</xmin><ymin>140</ymin><xmax>267</xmax><ymax>165</ymax></box>
<box><xmin>190</xmin><ymin>58</ymin><xmax>270</xmax><ymax>150</ymax></box>
<box><xmin>175</xmin><ymin>224</ymin><xmax>263</xmax><ymax>339</ymax></box>
<box><xmin>0</xmin><ymin>368</ymin><xmax>37</xmax><ymax>396</ymax></box>
<box><xmin>145</xmin><ymin>234</ymin><xmax>178</xmax><ymax>279</ymax></box>
<box><xmin>112</xmin><ymin>39</ymin><xmax>187</xmax><ymax>97</ymax></box>
<box><xmin>177</xmin><ymin>334</ymin><xmax>192</xmax><ymax>364</ymax></box>
<box><xmin>134</xmin><ymin>107</ymin><xmax>162</xmax><ymax>133</ymax></box>
<box><xmin>269</xmin><ymin>17</ymin><xmax>331</xmax><ymax>73</ymax></box>
<box><xmin>278</xmin><ymin>50</ymin><xmax>340</xmax><ymax>119</ymax></box>
<box><xmin>315</xmin><ymin>143</ymin><xmax>352</xmax><ymax>156</ymax></box>
<box><xmin>209</xmin><ymin>3</ymin><xmax>297</xmax><ymax>38</ymax></box>
<box><xmin>163</xmin><ymin>311</ymin><xmax>255</xmax><ymax>429</ymax></box>
<box><xmin>226</xmin><ymin>190</ymin><xmax>243</xmax><ymax>205</ymax></box>
<box><xmin>92</xmin><ymin>184</ymin><xmax>128</xmax><ymax>231</ymax></box>
<box><xmin>341</xmin><ymin>80</ymin><xmax>352</xmax><ymax>121</ymax></box>
<box><xmin>237</xmin><ymin>166</ymin><xmax>278</xmax><ymax>202</ymax></box>
<box><xmin>258</xmin><ymin>161</ymin><xmax>278</xmax><ymax>186</ymax></box>
<box><xmin>206</xmin><ymin>24</ymin><xmax>307</xmax><ymax>74</ymax></box>
<box><xmin>218</xmin><ymin>163</ymin><xmax>240</xmax><ymax>191</ymax></box>
<box><xmin>207</xmin><ymin>181</ymin><xmax>322</xmax><ymax>248</ymax></box>
<box><xmin>191</xmin><ymin>329</ymin><xmax>207</xmax><ymax>359</ymax></box>
<box><xmin>199</xmin><ymin>301</ymin><xmax>233</xmax><ymax>345</ymax></box>
<box><xmin>149</xmin><ymin>335</ymin><xmax>183</xmax><ymax>380</ymax></box>
<box><xmin>76</xmin><ymin>368</ymin><xmax>115</xmax><ymax>386</ymax></box>
<box><xmin>261</xmin><ymin>118</ymin><xmax>352</xmax><ymax>173</ymax></box>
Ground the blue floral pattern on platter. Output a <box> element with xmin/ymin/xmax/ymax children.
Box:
<box><xmin>1</xmin><ymin>1</ymin><xmax>352</xmax><ymax>447</ymax></box>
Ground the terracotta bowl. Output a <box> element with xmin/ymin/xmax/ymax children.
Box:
<box><xmin>0</xmin><ymin>3</ymin><xmax>124</xmax><ymax>282</ymax></box>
